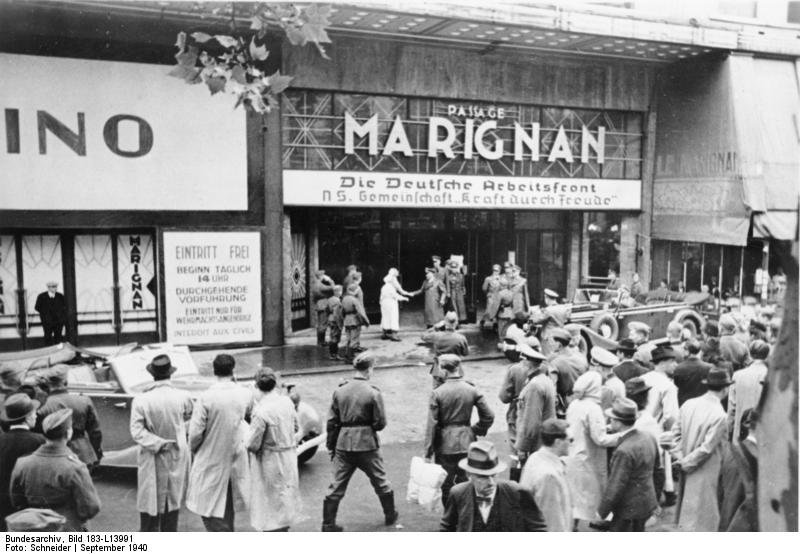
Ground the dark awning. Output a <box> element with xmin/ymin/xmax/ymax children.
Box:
<box><xmin>652</xmin><ymin>55</ymin><xmax>799</xmax><ymax>245</ymax></box>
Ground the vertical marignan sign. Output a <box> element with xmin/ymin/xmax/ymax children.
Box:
<box><xmin>163</xmin><ymin>231</ymin><xmax>262</xmax><ymax>345</ymax></box>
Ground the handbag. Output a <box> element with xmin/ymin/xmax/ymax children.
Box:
<box><xmin>406</xmin><ymin>456</ymin><xmax>447</xmax><ymax>513</ymax></box>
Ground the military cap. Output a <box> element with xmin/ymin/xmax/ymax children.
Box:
<box><xmin>5</xmin><ymin>508</ymin><xmax>66</xmax><ymax>531</ymax></box>
<box><xmin>212</xmin><ymin>353</ymin><xmax>236</xmax><ymax>376</ymax></box>
<box><xmin>540</xmin><ymin>418</ymin><xmax>569</xmax><ymax>438</ymax></box>
<box><xmin>522</xmin><ymin>335</ymin><xmax>542</xmax><ymax>351</ymax></box>
<box><xmin>425</xmin><ymin>267</ymin><xmax>436</xmax><ymax>274</ymax></box>
<box><xmin>543</xmin><ymin>288</ymin><xmax>559</xmax><ymax>299</ymax></box>
<box><xmin>42</xmin><ymin>408</ymin><xmax>73</xmax><ymax>436</ymax></box>
<box><xmin>590</xmin><ymin>346</ymin><xmax>618</xmax><ymax>367</ymax></box>
<box><xmin>549</xmin><ymin>328</ymin><xmax>572</xmax><ymax>345</ymax></box>
<box><xmin>353</xmin><ymin>352</ymin><xmax>375</xmax><ymax>371</ymax></box>
<box><xmin>438</xmin><ymin>354</ymin><xmax>462</xmax><ymax>372</ymax></box>
<box><xmin>627</xmin><ymin>321</ymin><xmax>651</xmax><ymax>334</ymax></box>
<box><xmin>431</xmin><ymin>255</ymin><xmax>441</xmax><ymax>262</ymax></box>
<box><xmin>518</xmin><ymin>343</ymin><xmax>546</xmax><ymax>361</ymax></box>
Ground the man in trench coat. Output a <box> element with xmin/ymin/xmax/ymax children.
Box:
<box><xmin>186</xmin><ymin>354</ymin><xmax>252</xmax><ymax>531</ymax></box>
<box><xmin>130</xmin><ymin>354</ymin><xmax>193</xmax><ymax>532</ymax></box>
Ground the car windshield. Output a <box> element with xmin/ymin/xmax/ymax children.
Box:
<box><xmin>110</xmin><ymin>347</ymin><xmax>200</xmax><ymax>393</ymax></box>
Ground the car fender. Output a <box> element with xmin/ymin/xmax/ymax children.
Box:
<box><xmin>566</xmin><ymin>323</ymin><xmax>619</xmax><ymax>351</ymax></box>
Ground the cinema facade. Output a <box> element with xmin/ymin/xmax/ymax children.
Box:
<box><xmin>0</xmin><ymin>2</ymin><xmax>797</xmax><ymax>349</ymax></box>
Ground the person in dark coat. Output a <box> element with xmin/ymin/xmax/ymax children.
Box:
<box><xmin>422</xmin><ymin>313</ymin><xmax>470</xmax><ymax>388</ymax></box>
<box><xmin>596</xmin><ymin>398</ymin><xmax>658</xmax><ymax>531</ymax></box>
<box><xmin>613</xmin><ymin>339</ymin><xmax>648</xmax><ymax>382</ymax></box>
<box><xmin>515</xmin><ymin>344</ymin><xmax>556</xmax><ymax>461</ymax></box>
<box><xmin>672</xmin><ymin>339</ymin><xmax>713</xmax><ymax>406</ymax></box>
<box><xmin>326</xmin><ymin>285</ymin><xmax>344</xmax><ymax>361</ymax></box>
<box><xmin>718</xmin><ymin>315</ymin><xmax>750</xmax><ymax>371</ymax></box>
<box><xmin>0</xmin><ymin>394</ymin><xmax>45</xmax><ymax>531</ymax></box>
<box><xmin>440</xmin><ymin>440</ymin><xmax>546</xmax><ymax>532</ymax></box>
<box><xmin>322</xmin><ymin>353</ymin><xmax>396</xmax><ymax>532</ymax></box>
<box><xmin>10</xmin><ymin>409</ymin><xmax>101</xmax><ymax>531</ymax></box>
<box><xmin>311</xmin><ymin>270</ymin><xmax>335</xmax><ymax>346</ymax></box>
<box><xmin>34</xmin><ymin>281</ymin><xmax>68</xmax><ymax>346</ymax></box>
<box><xmin>480</xmin><ymin>264</ymin><xmax>503</xmax><ymax>331</ymax></box>
<box><xmin>425</xmin><ymin>355</ymin><xmax>494</xmax><ymax>508</ymax></box>
<box><xmin>36</xmin><ymin>366</ymin><xmax>102</xmax><ymax>468</ymax></box>
<box><xmin>1</xmin><ymin>367</ymin><xmax>23</xmax><ymax>432</ymax></box>
<box><xmin>340</xmin><ymin>284</ymin><xmax>369</xmax><ymax>362</ymax></box>
<box><xmin>411</xmin><ymin>268</ymin><xmax>447</xmax><ymax>328</ymax></box>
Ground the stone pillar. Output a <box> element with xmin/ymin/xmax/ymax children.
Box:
<box><xmin>566</xmin><ymin>212</ymin><xmax>582</xmax><ymax>300</ymax></box>
<box><xmin>282</xmin><ymin>212</ymin><xmax>293</xmax><ymax>338</ymax></box>
<box><xmin>636</xmin><ymin>71</ymin><xmax>660</xmax><ymax>291</ymax></box>
<box><xmin>261</xmin><ymin>109</ymin><xmax>285</xmax><ymax>346</ymax></box>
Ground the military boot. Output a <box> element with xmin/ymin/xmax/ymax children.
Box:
<box><xmin>378</xmin><ymin>492</ymin><xmax>399</xmax><ymax>526</ymax></box>
<box><xmin>321</xmin><ymin>499</ymin><xmax>343</xmax><ymax>532</ymax></box>
<box><xmin>317</xmin><ymin>330</ymin><xmax>327</xmax><ymax>346</ymax></box>
<box><xmin>329</xmin><ymin>343</ymin><xmax>342</xmax><ymax>361</ymax></box>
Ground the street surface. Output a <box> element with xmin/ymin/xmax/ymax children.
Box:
<box><xmin>87</xmin><ymin>359</ymin><xmax>676</xmax><ymax>531</ymax></box>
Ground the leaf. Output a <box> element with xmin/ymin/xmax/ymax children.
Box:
<box><xmin>215</xmin><ymin>35</ymin><xmax>238</xmax><ymax>49</ymax></box>
<box><xmin>249</xmin><ymin>37</ymin><xmax>270</xmax><ymax>61</ymax></box>
<box><xmin>190</xmin><ymin>31</ymin><xmax>213</xmax><ymax>43</ymax></box>
<box><xmin>168</xmin><ymin>64</ymin><xmax>197</xmax><ymax>80</ymax></box>
<box><xmin>175</xmin><ymin>31</ymin><xmax>186</xmax><ymax>50</ymax></box>
<box><xmin>174</xmin><ymin>45</ymin><xmax>198</xmax><ymax>67</ymax></box>
<box><xmin>206</xmin><ymin>76</ymin><xmax>226</xmax><ymax>95</ymax></box>
<box><xmin>302</xmin><ymin>24</ymin><xmax>331</xmax><ymax>45</ymax></box>
<box><xmin>230</xmin><ymin>65</ymin><xmax>247</xmax><ymax>85</ymax></box>
<box><xmin>266</xmin><ymin>71</ymin><xmax>293</xmax><ymax>95</ymax></box>
<box><xmin>285</xmin><ymin>26</ymin><xmax>306</xmax><ymax>46</ymax></box>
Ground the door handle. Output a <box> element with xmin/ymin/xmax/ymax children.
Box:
<box><xmin>113</xmin><ymin>402</ymin><xmax>127</xmax><ymax>409</ymax></box>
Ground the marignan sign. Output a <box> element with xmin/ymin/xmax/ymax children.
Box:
<box><xmin>0</xmin><ymin>54</ymin><xmax>247</xmax><ymax>211</ymax></box>
<box><xmin>283</xmin><ymin>170</ymin><xmax>642</xmax><ymax>210</ymax></box>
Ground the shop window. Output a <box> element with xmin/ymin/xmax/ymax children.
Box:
<box><xmin>515</xmin><ymin>212</ymin><xmax>566</xmax><ymax>230</ymax></box>
<box><xmin>584</xmin><ymin>213</ymin><xmax>621</xmax><ymax>282</ymax></box>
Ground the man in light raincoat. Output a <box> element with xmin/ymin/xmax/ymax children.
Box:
<box><xmin>186</xmin><ymin>354</ymin><xmax>252</xmax><ymax>531</ymax></box>
<box><xmin>130</xmin><ymin>354</ymin><xmax>193</xmax><ymax>532</ymax></box>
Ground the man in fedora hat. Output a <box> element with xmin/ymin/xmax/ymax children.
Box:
<box><xmin>0</xmin><ymin>393</ymin><xmax>45</xmax><ymax>530</ymax></box>
<box><xmin>36</xmin><ymin>365</ymin><xmax>103</xmax><ymax>468</ymax></box>
<box><xmin>34</xmin><ymin>281</ymin><xmax>67</xmax><ymax>346</ymax></box>
<box><xmin>10</xmin><ymin>409</ymin><xmax>100</xmax><ymax>531</ymax></box>
<box><xmin>0</xmin><ymin>366</ymin><xmax>23</xmax><ymax>431</ymax></box>
<box><xmin>625</xmin><ymin>377</ymin><xmax>668</xmax><ymax>507</ymax></box>
<box><xmin>519</xmin><ymin>419</ymin><xmax>574</xmax><ymax>531</ymax></box>
<box><xmin>596</xmin><ymin>398</ymin><xmax>659</xmax><ymax>531</ymax></box>
<box><xmin>641</xmin><ymin>344</ymin><xmax>679</xmax><ymax>431</ymax></box>
<box><xmin>425</xmin><ymin>354</ymin><xmax>494</xmax><ymax>507</ymax></box>
<box><xmin>665</xmin><ymin>365</ymin><xmax>732</xmax><ymax>531</ymax></box>
<box><xmin>515</xmin><ymin>344</ymin><xmax>556</xmax><ymax>463</ymax></box>
<box><xmin>440</xmin><ymin>440</ymin><xmax>546</xmax><ymax>532</ymax></box>
<box><xmin>130</xmin><ymin>354</ymin><xmax>193</xmax><ymax>532</ymax></box>
<box><xmin>186</xmin><ymin>354</ymin><xmax>252</xmax><ymax>531</ymax></box>
<box><xmin>672</xmin><ymin>339</ymin><xmax>713</xmax><ymax>406</ymax></box>
<box><xmin>322</xmin><ymin>353</ymin><xmax>397</xmax><ymax>532</ymax></box>
<box><xmin>612</xmin><ymin>338</ymin><xmax>647</xmax><ymax>383</ymax></box>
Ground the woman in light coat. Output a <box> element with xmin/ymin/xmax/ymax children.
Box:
<box><xmin>379</xmin><ymin>268</ymin><xmax>411</xmax><ymax>341</ymax></box>
<box><xmin>247</xmin><ymin>369</ymin><xmax>302</xmax><ymax>532</ymax></box>
<box><xmin>565</xmin><ymin>372</ymin><xmax>620</xmax><ymax>523</ymax></box>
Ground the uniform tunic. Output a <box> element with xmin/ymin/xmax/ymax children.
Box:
<box><xmin>311</xmin><ymin>277</ymin><xmax>334</xmax><ymax>333</ymax></box>
<box><xmin>515</xmin><ymin>372</ymin><xmax>557</xmax><ymax>455</ymax></box>
<box><xmin>10</xmin><ymin>443</ymin><xmax>100</xmax><ymax>531</ymax></box>
<box><xmin>498</xmin><ymin>362</ymin><xmax>529</xmax><ymax>450</ymax></box>
<box><xmin>419</xmin><ymin>278</ymin><xmax>447</xmax><ymax>326</ymax></box>
<box><xmin>481</xmin><ymin>274</ymin><xmax>502</xmax><ymax>323</ymax></box>
<box><xmin>445</xmin><ymin>270</ymin><xmax>467</xmax><ymax>322</ymax></box>
<box><xmin>186</xmin><ymin>381</ymin><xmax>252</xmax><ymax>519</ymax></box>
<box><xmin>247</xmin><ymin>390</ymin><xmax>301</xmax><ymax>531</ymax></box>
<box><xmin>129</xmin><ymin>381</ymin><xmax>193</xmax><ymax>516</ymax></box>
<box><xmin>424</xmin><ymin>376</ymin><xmax>494</xmax><ymax>457</ymax></box>
<box><xmin>37</xmin><ymin>388</ymin><xmax>103</xmax><ymax>466</ymax></box>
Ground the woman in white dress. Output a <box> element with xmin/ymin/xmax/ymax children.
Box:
<box><xmin>247</xmin><ymin>369</ymin><xmax>302</xmax><ymax>531</ymax></box>
<box><xmin>379</xmin><ymin>268</ymin><xmax>411</xmax><ymax>341</ymax></box>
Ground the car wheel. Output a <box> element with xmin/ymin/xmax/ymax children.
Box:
<box><xmin>298</xmin><ymin>445</ymin><xmax>318</xmax><ymax>465</ymax></box>
<box><xmin>590</xmin><ymin>313</ymin><xmax>619</xmax><ymax>341</ymax></box>
<box><xmin>673</xmin><ymin>310</ymin><xmax>704</xmax><ymax>337</ymax></box>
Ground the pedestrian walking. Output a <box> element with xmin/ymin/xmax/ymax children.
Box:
<box><xmin>421</xmin><ymin>312</ymin><xmax>470</xmax><ymax>388</ymax></box>
<box><xmin>34</xmin><ymin>281</ymin><xmax>67</xmax><ymax>345</ymax></box>
<box><xmin>379</xmin><ymin>268</ymin><xmax>412</xmax><ymax>341</ymax></box>
<box><xmin>10</xmin><ymin>409</ymin><xmax>100</xmax><ymax>531</ymax></box>
<box><xmin>247</xmin><ymin>368</ymin><xmax>302</xmax><ymax>532</ymax></box>
<box><xmin>519</xmin><ymin>419</ymin><xmax>574</xmax><ymax>531</ymax></box>
<box><xmin>440</xmin><ymin>440</ymin><xmax>546</xmax><ymax>532</ymax></box>
<box><xmin>672</xmin><ymin>339</ymin><xmax>713</xmax><ymax>406</ymax></box>
<box><xmin>36</xmin><ymin>366</ymin><xmax>103</xmax><ymax>468</ymax></box>
<box><xmin>515</xmin><ymin>344</ymin><xmax>556</xmax><ymax>461</ymax></box>
<box><xmin>326</xmin><ymin>285</ymin><xmax>344</xmax><ymax>361</ymax></box>
<box><xmin>565</xmin><ymin>371</ymin><xmax>620</xmax><ymax>524</ymax></box>
<box><xmin>322</xmin><ymin>353</ymin><xmax>397</xmax><ymax>532</ymax></box>
<box><xmin>667</xmin><ymin>367</ymin><xmax>731</xmax><ymax>531</ymax></box>
<box><xmin>411</xmin><ymin>267</ymin><xmax>447</xmax><ymax>328</ymax></box>
<box><xmin>129</xmin><ymin>354</ymin><xmax>193</xmax><ymax>532</ymax></box>
<box><xmin>0</xmin><ymin>394</ymin><xmax>45</xmax><ymax>531</ymax></box>
<box><xmin>480</xmin><ymin>264</ymin><xmax>503</xmax><ymax>331</ymax></box>
<box><xmin>424</xmin><ymin>354</ymin><xmax>494</xmax><ymax>507</ymax></box>
<box><xmin>311</xmin><ymin>269</ymin><xmax>335</xmax><ymax>346</ymax></box>
<box><xmin>186</xmin><ymin>354</ymin><xmax>252</xmax><ymax>532</ymax></box>
<box><xmin>341</xmin><ymin>283</ymin><xmax>369</xmax><ymax>361</ymax></box>
<box><xmin>596</xmin><ymin>398</ymin><xmax>659</xmax><ymax>532</ymax></box>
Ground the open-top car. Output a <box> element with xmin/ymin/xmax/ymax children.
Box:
<box><xmin>5</xmin><ymin>343</ymin><xmax>326</xmax><ymax>468</ymax></box>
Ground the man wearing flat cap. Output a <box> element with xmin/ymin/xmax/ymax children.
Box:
<box><xmin>596</xmin><ymin>398</ymin><xmax>659</xmax><ymax>531</ymax></box>
<box><xmin>37</xmin><ymin>365</ymin><xmax>103</xmax><ymax>468</ymax></box>
<box><xmin>530</xmin><ymin>288</ymin><xmax>570</xmax><ymax>356</ymax></box>
<box><xmin>0</xmin><ymin>393</ymin><xmax>45</xmax><ymax>530</ymax></box>
<box><xmin>425</xmin><ymin>354</ymin><xmax>494</xmax><ymax>508</ymax></box>
<box><xmin>130</xmin><ymin>354</ymin><xmax>193</xmax><ymax>531</ymax></box>
<box><xmin>186</xmin><ymin>354</ymin><xmax>252</xmax><ymax>531</ymax></box>
<box><xmin>515</xmin><ymin>344</ymin><xmax>557</xmax><ymax>463</ymax></box>
<box><xmin>34</xmin><ymin>281</ymin><xmax>67</xmax><ymax>346</ymax></box>
<box><xmin>10</xmin><ymin>409</ymin><xmax>101</xmax><ymax>531</ymax></box>
<box><xmin>666</xmin><ymin>365</ymin><xmax>732</xmax><ymax>531</ymax></box>
<box><xmin>322</xmin><ymin>353</ymin><xmax>397</xmax><ymax>532</ymax></box>
<box><xmin>440</xmin><ymin>440</ymin><xmax>546</xmax><ymax>532</ymax></box>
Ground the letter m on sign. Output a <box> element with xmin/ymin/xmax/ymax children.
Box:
<box><xmin>344</xmin><ymin>112</ymin><xmax>378</xmax><ymax>155</ymax></box>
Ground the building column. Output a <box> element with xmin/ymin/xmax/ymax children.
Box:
<box><xmin>567</xmin><ymin>212</ymin><xmax>582</xmax><ymax>299</ymax></box>
<box><xmin>636</xmin><ymin>70</ymin><xmax>660</xmax><ymax>291</ymax></box>
<box><xmin>262</xmin><ymin>109</ymin><xmax>284</xmax><ymax>346</ymax></box>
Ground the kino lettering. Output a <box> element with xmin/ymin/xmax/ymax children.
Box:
<box><xmin>343</xmin><ymin>112</ymin><xmax>605</xmax><ymax>163</ymax></box>
<box><xmin>4</xmin><ymin>109</ymin><xmax>153</xmax><ymax>157</ymax></box>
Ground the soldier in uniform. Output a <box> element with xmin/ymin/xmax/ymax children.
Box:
<box><xmin>10</xmin><ymin>409</ymin><xmax>101</xmax><ymax>531</ymax></box>
<box><xmin>326</xmin><ymin>285</ymin><xmax>344</xmax><ymax>361</ymax></box>
<box><xmin>36</xmin><ymin>366</ymin><xmax>103</xmax><ymax>469</ymax></box>
<box><xmin>530</xmin><ymin>289</ymin><xmax>570</xmax><ymax>356</ymax></box>
<box><xmin>421</xmin><ymin>312</ymin><xmax>470</xmax><ymax>388</ymax></box>
<box><xmin>424</xmin><ymin>354</ymin><xmax>494</xmax><ymax>507</ymax></box>
<box><xmin>342</xmin><ymin>265</ymin><xmax>358</xmax><ymax>290</ymax></box>
<box><xmin>341</xmin><ymin>283</ymin><xmax>369</xmax><ymax>362</ymax></box>
<box><xmin>322</xmin><ymin>353</ymin><xmax>397</xmax><ymax>532</ymax></box>
<box><xmin>444</xmin><ymin>259</ymin><xmax>468</xmax><ymax>323</ymax></box>
<box><xmin>509</xmin><ymin>265</ymin><xmax>530</xmax><ymax>314</ymax></box>
<box><xmin>547</xmin><ymin>328</ymin><xmax>587</xmax><ymax>406</ymax></box>
<box><xmin>515</xmin><ymin>344</ymin><xmax>556</xmax><ymax>463</ymax></box>
<box><xmin>480</xmin><ymin>264</ymin><xmax>503</xmax><ymax>331</ymax></box>
<box><xmin>311</xmin><ymin>270</ymin><xmax>335</xmax><ymax>346</ymax></box>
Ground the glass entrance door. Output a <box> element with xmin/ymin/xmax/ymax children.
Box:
<box><xmin>519</xmin><ymin>230</ymin><xmax>568</xmax><ymax>306</ymax></box>
<box><xmin>22</xmin><ymin>235</ymin><xmax>64</xmax><ymax>348</ymax></box>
